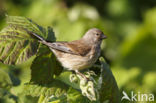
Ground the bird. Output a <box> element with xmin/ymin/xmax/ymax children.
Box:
<box><xmin>27</xmin><ymin>28</ymin><xmax>107</xmax><ymax>79</ymax></box>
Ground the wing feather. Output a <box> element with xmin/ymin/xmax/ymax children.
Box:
<box><xmin>44</xmin><ymin>40</ymin><xmax>91</xmax><ymax>56</ymax></box>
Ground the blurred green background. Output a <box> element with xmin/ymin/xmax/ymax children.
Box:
<box><xmin>0</xmin><ymin>0</ymin><xmax>156</xmax><ymax>102</ymax></box>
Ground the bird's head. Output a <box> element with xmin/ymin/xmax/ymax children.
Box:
<box><xmin>82</xmin><ymin>28</ymin><xmax>107</xmax><ymax>45</ymax></box>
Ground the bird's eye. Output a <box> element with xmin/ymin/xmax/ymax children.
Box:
<box><xmin>96</xmin><ymin>33</ymin><xmax>99</xmax><ymax>36</ymax></box>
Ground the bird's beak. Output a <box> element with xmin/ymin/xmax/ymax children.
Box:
<box><xmin>102</xmin><ymin>34</ymin><xmax>107</xmax><ymax>39</ymax></box>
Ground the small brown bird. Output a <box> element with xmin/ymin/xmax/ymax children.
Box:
<box><xmin>28</xmin><ymin>28</ymin><xmax>107</xmax><ymax>78</ymax></box>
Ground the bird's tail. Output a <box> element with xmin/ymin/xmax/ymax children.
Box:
<box><xmin>25</xmin><ymin>30</ymin><xmax>49</xmax><ymax>46</ymax></box>
<box><xmin>25</xmin><ymin>29</ymin><xmax>54</xmax><ymax>49</ymax></box>
<box><xmin>26</xmin><ymin>30</ymin><xmax>45</xmax><ymax>41</ymax></box>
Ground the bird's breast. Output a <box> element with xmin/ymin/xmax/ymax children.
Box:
<box><xmin>88</xmin><ymin>45</ymin><xmax>101</xmax><ymax>63</ymax></box>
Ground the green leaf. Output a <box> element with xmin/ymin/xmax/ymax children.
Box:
<box><xmin>46</xmin><ymin>26</ymin><xmax>56</xmax><ymax>42</ymax></box>
<box><xmin>48</xmin><ymin>94</ymin><xmax>67</xmax><ymax>103</ymax></box>
<box><xmin>66</xmin><ymin>87</ymin><xmax>90</xmax><ymax>103</ymax></box>
<box><xmin>23</xmin><ymin>80</ymin><xmax>68</xmax><ymax>97</ymax></box>
<box><xmin>30</xmin><ymin>49</ymin><xmax>54</xmax><ymax>84</ymax></box>
<box><xmin>6</xmin><ymin>16</ymin><xmax>46</xmax><ymax>38</ymax></box>
<box><xmin>6</xmin><ymin>16</ymin><xmax>56</xmax><ymax>42</ymax></box>
<box><xmin>0</xmin><ymin>69</ymin><xmax>12</xmax><ymax>88</ymax></box>
<box><xmin>98</xmin><ymin>57</ymin><xmax>120</xmax><ymax>103</ymax></box>
<box><xmin>0</xmin><ymin>62</ymin><xmax>25</xmax><ymax>88</ymax></box>
<box><xmin>0</xmin><ymin>16</ymin><xmax>56</xmax><ymax>65</ymax></box>
<box><xmin>0</xmin><ymin>25</ymin><xmax>39</xmax><ymax>65</ymax></box>
<box><xmin>0</xmin><ymin>88</ymin><xmax>18</xmax><ymax>103</ymax></box>
<box><xmin>30</xmin><ymin>44</ymin><xmax>63</xmax><ymax>84</ymax></box>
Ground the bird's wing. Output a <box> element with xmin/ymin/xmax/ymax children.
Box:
<box><xmin>47</xmin><ymin>42</ymin><xmax>78</xmax><ymax>55</ymax></box>
<box><xmin>47</xmin><ymin>41</ymin><xmax>91</xmax><ymax>56</ymax></box>
<box><xmin>66</xmin><ymin>41</ymin><xmax>91</xmax><ymax>56</ymax></box>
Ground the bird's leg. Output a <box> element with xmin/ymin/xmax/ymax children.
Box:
<box><xmin>75</xmin><ymin>70</ymin><xmax>89</xmax><ymax>81</ymax></box>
